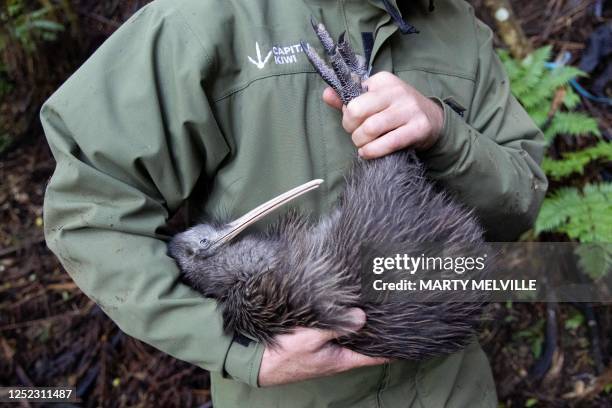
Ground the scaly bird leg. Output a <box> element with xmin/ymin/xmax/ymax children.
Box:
<box><xmin>337</xmin><ymin>32</ymin><xmax>368</xmax><ymax>79</ymax></box>
<box><xmin>310</xmin><ymin>15</ymin><xmax>335</xmax><ymax>54</ymax></box>
<box><xmin>301</xmin><ymin>17</ymin><xmax>368</xmax><ymax>104</ymax></box>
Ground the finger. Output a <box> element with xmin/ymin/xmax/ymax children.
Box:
<box><xmin>270</xmin><ymin>326</ymin><xmax>319</xmax><ymax>346</ymax></box>
<box><xmin>335</xmin><ymin>347</ymin><xmax>389</xmax><ymax>370</ymax></box>
<box><xmin>305</xmin><ymin>308</ymin><xmax>367</xmax><ymax>347</ymax></box>
<box><xmin>342</xmin><ymin>91</ymin><xmax>393</xmax><ymax>133</ymax></box>
<box><xmin>351</xmin><ymin>107</ymin><xmax>406</xmax><ymax>148</ymax></box>
<box><xmin>358</xmin><ymin>115</ymin><xmax>432</xmax><ymax>159</ymax></box>
<box><xmin>279</xmin><ymin>326</ymin><xmax>341</xmax><ymax>352</ymax></box>
<box><xmin>363</xmin><ymin>71</ymin><xmax>405</xmax><ymax>90</ymax></box>
<box><xmin>339</xmin><ymin>307</ymin><xmax>367</xmax><ymax>331</ymax></box>
<box><xmin>323</xmin><ymin>87</ymin><xmax>343</xmax><ymax>110</ymax></box>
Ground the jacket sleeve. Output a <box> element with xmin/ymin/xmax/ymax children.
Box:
<box><xmin>420</xmin><ymin>18</ymin><xmax>548</xmax><ymax>241</ymax></box>
<box><xmin>41</xmin><ymin>3</ymin><xmax>263</xmax><ymax>386</ymax></box>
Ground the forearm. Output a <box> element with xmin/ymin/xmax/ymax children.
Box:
<box><xmin>420</xmin><ymin>99</ymin><xmax>547</xmax><ymax>241</ymax></box>
<box><xmin>42</xmin><ymin>141</ymin><xmax>223</xmax><ymax>370</ymax></box>
<box><xmin>46</xmin><ymin>224</ymin><xmax>230</xmax><ymax>370</ymax></box>
<box><xmin>43</xmin><ymin>146</ymin><xmax>264</xmax><ymax>385</ymax></box>
<box><xmin>39</xmin><ymin>0</ymin><xmax>263</xmax><ymax>383</ymax></box>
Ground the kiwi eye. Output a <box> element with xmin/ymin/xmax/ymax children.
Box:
<box><xmin>199</xmin><ymin>238</ymin><xmax>210</xmax><ymax>248</ymax></box>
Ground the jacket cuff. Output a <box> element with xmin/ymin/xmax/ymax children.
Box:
<box><xmin>419</xmin><ymin>97</ymin><xmax>474</xmax><ymax>174</ymax></box>
<box><xmin>222</xmin><ymin>338</ymin><xmax>265</xmax><ymax>387</ymax></box>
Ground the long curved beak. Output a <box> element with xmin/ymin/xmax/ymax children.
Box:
<box><xmin>215</xmin><ymin>179</ymin><xmax>324</xmax><ymax>245</ymax></box>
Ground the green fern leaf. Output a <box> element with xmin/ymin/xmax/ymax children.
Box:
<box><xmin>535</xmin><ymin>188</ymin><xmax>578</xmax><ymax>233</ymax></box>
<box><xmin>498</xmin><ymin>49</ymin><xmax>521</xmax><ymax>81</ymax></box>
<box><xmin>544</xmin><ymin>112</ymin><xmax>601</xmax><ymax>142</ymax></box>
<box><xmin>575</xmin><ymin>244</ymin><xmax>612</xmax><ymax>281</ymax></box>
<box><xmin>530</xmin><ymin>108</ymin><xmax>550</xmax><ymax>129</ymax></box>
<box><xmin>500</xmin><ymin>46</ymin><xmax>600</xmax><ymax>144</ymax></box>
<box><xmin>536</xmin><ymin>184</ymin><xmax>612</xmax><ymax>242</ymax></box>
<box><xmin>525</xmin><ymin>66</ymin><xmax>582</xmax><ymax>109</ymax></box>
<box><xmin>563</xmin><ymin>87</ymin><xmax>581</xmax><ymax>109</ymax></box>
<box><xmin>520</xmin><ymin>86</ymin><xmax>554</xmax><ymax>111</ymax></box>
<box><xmin>512</xmin><ymin>46</ymin><xmax>551</xmax><ymax>98</ymax></box>
<box><xmin>542</xmin><ymin>142</ymin><xmax>612</xmax><ymax>180</ymax></box>
<box><xmin>546</xmin><ymin>66</ymin><xmax>587</xmax><ymax>90</ymax></box>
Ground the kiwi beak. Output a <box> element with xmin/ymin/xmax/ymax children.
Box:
<box><xmin>215</xmin><ymin>179</ymin><xmax>324</xmax><ymax>245</ymax></box>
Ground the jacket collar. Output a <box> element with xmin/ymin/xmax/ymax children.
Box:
<box><xmin>368</xmin><ymin>0</ymin><xmax>435</xmax><ymax>35</ymax></box>
<box><xmin>378</xmin><ymin>0</ymin><xmax>419</xmax><ymax>34</ymax></box>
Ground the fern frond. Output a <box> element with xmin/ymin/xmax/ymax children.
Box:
<box><xmin>575</xmin><ymin>244</ymin><xmax>612</xmax><ymax>281</ymax></box>
<box><xmin>521</xmin><ymin>67</ymin><xmax>583</xmax><ymax>110</ymax></box>
<box><xmin>544</xmin><ymin>112</ymin><xmax>601</xmax><ymax>142</ymax></box>
<box><xmin>530</xmin><ymin>108</ymin><xmax>550</xmax><ymax>129</ymax></box>
<box><xmin>542</xmin><ymin>142</ymin><xmax>612</xmax><ymax>180</ymax></box>
<box><xmin>546</xmin><ymin>66</ymin><xmax>587</xmax><ymax>90</ymax></box>
<box><xmin>520</xmin><ymin>84</ymin><xmax>555</xmax><ymax>111</ymax></box>
<box><xmin>500</xmin><ymin>46</ymin><xmax>600</xmax><ymax>144</ymax></box>
<box><xmin>511</xmin><ymin>46</ymin><xmax>552</xmax><ymax>98</ymax></box>
<box><xmin>535</xmin><ymin>188</ymin><xmax>579</xmax><ymax>233</ymax></box>
<box><xmin>535</xmin><ymin>184</ymin><xmax>612</xmax><ymax>242</ymax></box>
<box><xmin>526</xmin><ymin>46</ymin><xmax>553</xmax><ymax>68</ymax></box>
<box><xmin>563</xmin><ymin>87</ymin><xmax>581</xmax><ymax>109</ymax></box>
<box><xmin>498</xmin><ymin>49</ymin><xmax>521</xmax><ymax>81</ymax></box>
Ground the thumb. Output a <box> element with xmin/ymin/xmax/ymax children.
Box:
<box><xmin>340</xmin><ymin>307</ymin><xmax>367</xmax><ymax>331</ymax></box>
<box><xmin>336</xmin><ymin>347</ymin><xmax>390</xmax><ymax>370</ymax></box>
<box><xmin>315</xmin><ymin>308</ymin><xmax>367</xmax><ymax>344</ymax></box>
<box><xmin>322</xmin><ymin>86</ymin><xmax>344</xmax><ymax>110</ymax></box>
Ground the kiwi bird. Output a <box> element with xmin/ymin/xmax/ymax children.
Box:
<box><xmin>169</xmin><ymin>19</ymin><xmax>488</xmax><ymax>360</ymax></box>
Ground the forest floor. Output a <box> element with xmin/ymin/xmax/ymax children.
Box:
<box><xmin>0</xmin><ymin>0</ymin><xmax>610</xmax><ymax>407</ymax></box>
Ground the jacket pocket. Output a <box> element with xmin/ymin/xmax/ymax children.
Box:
<box><xmin>394</xmin><ymin>69</ymin><xmax>474</xmax><ymax>120</ymax></box>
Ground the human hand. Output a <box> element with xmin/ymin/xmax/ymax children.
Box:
<box><xmin>323</xmin><ymin>71</ymin><xmax>444</xmax><ymax>159</ymax></box>
<box><xmin>257</xmin><ymin>308</ymin><xmax>388</xmax><ymax>387</ymax></box>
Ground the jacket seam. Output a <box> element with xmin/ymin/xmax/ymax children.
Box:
<box><xmin>213</xmin><ymin>65</ymin><xmax>475</xmax><ymax>103</ymax></box>
<box><xmin>340</xmin><ymin>0</ymin><xmax>350</xmax><ymax>39</ymax></box>
<box><xmin>376</xmin><ymin>363</ymin><xmax>390</xmax><ymax>408</ymax></box>
<box><xmin>212</xmin><ymin>70</ymin><xmax>318</xmax><ymax>102</ymax></box>
<box><xmin>441</xmin><ymin>351</ymin><xmax>467</xmax><ymax>407</ymax></box>
<box><xmin>467</xmin><ymin>3</ymin><xmax>486</xmax><ymax>115</ymax></box>
<box><xmin>248</xmin><ymin>351</ymin><xmax>254</xmax><ymax>386</ymax></box>
<box><xmin>394</xmin><ymin>67</ymin><xmax>475</xmax><ymax>82</ymax></box>
<box><xmin>415</xmin><ymin>362</ymin><xmax>426</xmax><ymax>408</ymax></box>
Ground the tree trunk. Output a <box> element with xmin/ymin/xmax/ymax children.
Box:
<box><xmin>484</xmin><ymin>0</ymin><xmax>533</xmax><ymax>59</ymax></box>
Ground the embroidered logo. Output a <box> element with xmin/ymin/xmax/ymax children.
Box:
<box><xmin>247</xmin><ymin>42</ymin><xmax>273</xmax><ymax>69</ymax></box>
<box><xmin>271</xmin><ymin>43</ymin><xmax>304</xmax><ymax>65</ymax></box>
<box><xmin>248</xmin><ymin>41</ymin><xmax>305</xmax><ymax>69</ymax></box>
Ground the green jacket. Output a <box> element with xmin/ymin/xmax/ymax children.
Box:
<box><xmin>41</xmin><ymin>0</ymin><xmax>547</xmax><ymax>406</ymax></box>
